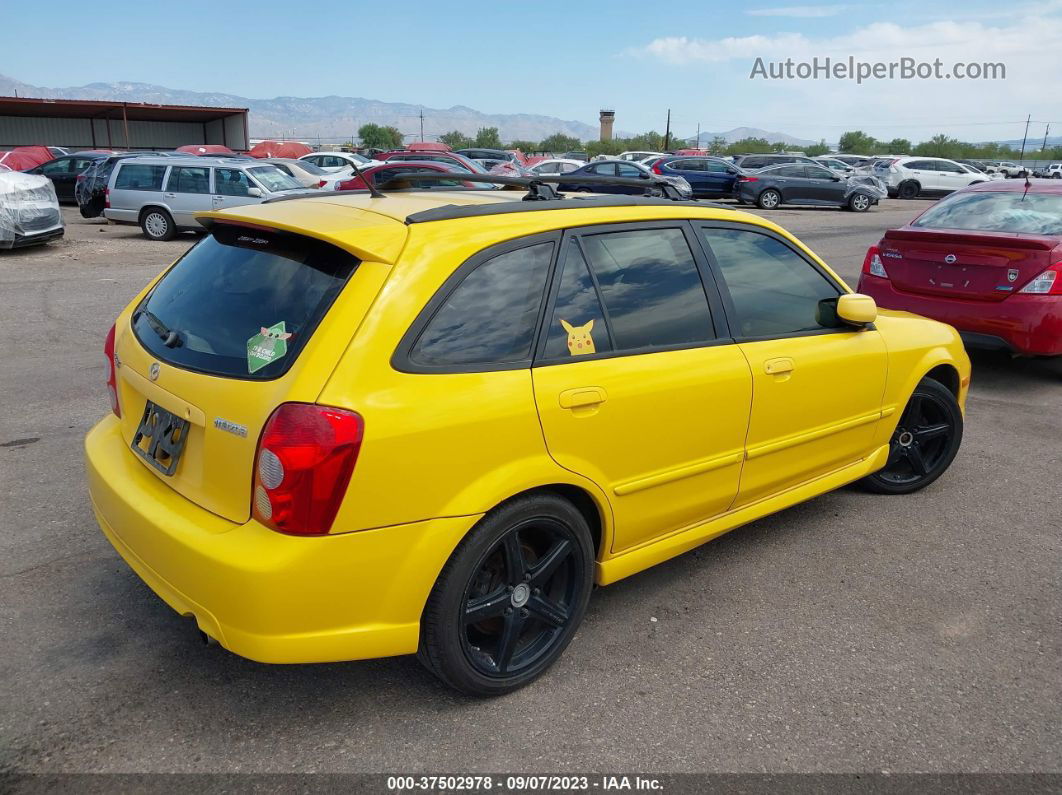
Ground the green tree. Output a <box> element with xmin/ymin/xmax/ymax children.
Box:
<box><xmin>805</xmin><ymin>139</ymin><xmax>831</xmax><ymax>157</ymax></box>
<box><xmin>883</xmin><ymin>138</ymin><xmax>912</xmax><ymax>155</ymax></box>
<box><xmin>708</xmin><ymin>135</ymin><xmax>728</xmax><ymax>154</ymax></box>
<box><xmin>724</xmin><ymin>137</ymin><xmax>774</xmax><ymax>155</ymax></box>
<box><xmin>838</xmin><ymin>130</ymin><xmax>878</xmax><ymax>154</ymax></box>
<box><xmin>439</xmin><ymin>130</ymin><xmax>473</xmax><ymax>150</ymax></box>
<box><xmin>585</xmin><ymin>139</ymin><xmax>626</xmax><ymax>158</ymax></box>
<box><xmin>474</xmin><ymin>127</ymin><xmax>503</xmax><ymax>149</ymax></box>
<box><xmin>358</xmin><ymin>123</ymin><xmax>403</xmax><ymax>150</ymax></box>
<box><xmin>509</xmin><ymin>139</ymin><xmax>538</xmax><ymax>154</ymax></box>
<box><xmin>913</xmin><ymin>134</ymin><xmax>962</xmax><ymax>158</ymax></box>
<box><xmin>539</xmin><ymin>133</ymin><xmax>582</xmax><ymax>154</ymax></box>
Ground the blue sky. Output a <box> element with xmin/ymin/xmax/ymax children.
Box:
<box><xmin>3</xmin><ymin>0</ymin><xmax>1060</xmax><ymax>144</ymax></box>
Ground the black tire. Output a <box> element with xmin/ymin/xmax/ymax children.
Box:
<box><xmin>897</xmin><ymin>181</ymin><xmax>920</xmax><ymax>200</ymax></box>
<box><xmin>860</xmin><ymin>377</ymin><xmax>963</xmax><ymax>495</ymax></box>
<box><xmin>418</xmin><ymin>493</ymin><xmax>594</xmax><ymax>696</ymax></box>
<box><xmin>848</xmin><ymin>192</ymin><xmax>872</xmax><ymax>212</ymax></box>
<box><xmin>757</xmin><ymin>189</ymin><xmax>782</xmax><ymax>209</ymax></box>
<box><xmin>140</xmin><ymin>207</ymin><xmax>176</xmax><ymax>241</ymax></box>
<box><xmin>1053</xmin><ymin>173</ymin><xmax>1060</xmax><ymax>179</ymax></box>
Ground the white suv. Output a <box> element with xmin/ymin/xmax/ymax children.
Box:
<box><xmin>1044</xmin><ymin>163</ymin><xmax>1062</xmax><ymax>179</ymax></box>
<box><xmin>874</xmin><ymin>156</ymin><xmax>989</xmax><ymax>199</ymax></box>
<box><xmin>985</xmin><ymin>161</ymin><xmax>1029</xmax><ymax>178</ymax></box>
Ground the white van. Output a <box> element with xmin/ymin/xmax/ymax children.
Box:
<box><xmin>105</xmin><ymin>156</ymin><xmax>308</xmax><ymax>240</ymax></box>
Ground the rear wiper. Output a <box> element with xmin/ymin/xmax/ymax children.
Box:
<box><xmin>134</xmin><ymin>309</ymin><xmax>182</xmax><ymax>348</ymax></box>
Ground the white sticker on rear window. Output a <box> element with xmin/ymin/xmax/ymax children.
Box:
<box><xmin>247</xmin><ymin>322</ymin><xmax>292</xmax><ymax>374</ymax></box>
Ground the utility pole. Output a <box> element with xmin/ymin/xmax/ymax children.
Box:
<box><xmin>1018</xmin><ymin>113</ymin><xmax>1031</xmax><ymax>161</ymax></box>
<box><xmin>1042</xmin><ymin>123</ymin><xmax>1051</xmax><ymax>151</ymax></box>
<box><xmin>664</xmin><ymin>109</ymin><xmax>671</xmax><ymax>152</ymax></box>
<box><xmin>419</xmin><ymin>109</ymin><xmax>425</xmax><ymax>143</ymax></box>
<box><xmin>696</xmin><ymin>122</ymin><xmax>701</xmax><ymax>150</ymax></box>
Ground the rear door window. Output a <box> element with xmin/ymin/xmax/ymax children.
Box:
<box><xmin>542</xmin><ymin>228</ymin><xmax>715</xmax><ymax>359</ymax></box>
<box><xmin>215</xmin><ymin>168</ymin><xmax>253</xmax><ymax>196</ymax></box>
<box><xmin>132</xmin><ymin>225</ymin><xmax>359</xmax><ymax>379</ymax></box>
<box><xmin>407</xmin><ymin>241</ymin><xmax>554</xmax><ymax>368</ymax></box>
<box><xmin>115</xmin><ymin>164</ymin><xmax>167</xmax><ymax>191</ymax></box>
<box><xmin>167</xmin><ymin>166</ymin><xmax>210</xmax><ymax>193</ymax></box>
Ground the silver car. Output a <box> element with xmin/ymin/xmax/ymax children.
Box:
<box><xmin>104</xmin><ymin>156</ymin><xmax>308</xmax><ymax>240</ymax></box>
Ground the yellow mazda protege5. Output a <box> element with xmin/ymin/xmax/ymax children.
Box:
<box><xmin>85</xmin><ymin>173</ymin><xmax>970</xmax><ymax>695</ymax></box>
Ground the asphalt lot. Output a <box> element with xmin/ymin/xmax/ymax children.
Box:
<box><xmin>0</xmin><ymin>200</ymin><xmax>1059</xmax><ymax>775</ymax></box>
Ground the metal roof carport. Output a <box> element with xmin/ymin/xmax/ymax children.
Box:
<box><xmin>0</xmin><ymin>97</ymin><xmax>250</xmax><ymax>152</ymax></box>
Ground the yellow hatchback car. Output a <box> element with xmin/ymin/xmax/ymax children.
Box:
<box><xmin>85</xmin><ymin>177</ymin><xmax>970</xmax><ymax>695</ymax></box>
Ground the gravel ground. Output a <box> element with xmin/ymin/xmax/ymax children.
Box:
<box><xmin>0</xmin><ymin>200</ymin><xmax>1059</xmax><ymax>775</ymax></box>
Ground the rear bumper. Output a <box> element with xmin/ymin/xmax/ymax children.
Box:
<box><xmin>858</xmin><ymin>274</ymin><xmax>1062</xmax><ymax>356</ymax></box>
<box><xmin>85</xmin><ymin>415</ymin><xmax>479</xmax><ymax>663</ymax></box>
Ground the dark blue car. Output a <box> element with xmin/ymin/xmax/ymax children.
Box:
<box><xmin>647</xmin><ymin>155</ymin><xmax>740</xmax><ymax>199</ymax></box>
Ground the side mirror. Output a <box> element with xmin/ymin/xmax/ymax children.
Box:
<box><xmin>837</xmin><ymin>293</ymin><xmax>877</xmax><ymax>327</ymax></box>
<box><xmin>247</xmin><ymin>187</ymin><xmax>263</xmax><ymax>198</ymax></box>
<box><xmin>830</xmin><ymin>175</ymin><xmax>841</xmax><ymax>181</ymax></box>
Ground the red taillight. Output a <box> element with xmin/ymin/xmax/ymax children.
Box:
<box><xmin>316</xmin><ymin>180</ymin><xmax>326</xmax><ymax>188</ymax></box>
<box><xmin>252</xmin><ymin>403</ymin><xmax>364</xmax><ymax>536</ymax></box>
<box><xmin>336</xmin><ymin>178</ymin><xmax>356</xmax><ymax>191</ymax></box>
<box><xmin>104</xmin><ymin>187</ymin><xmax>110</xmax><ymax>209</ymax></box>
<box><xmin>738</xmin><ymin>176</ymin><xmax>758</xmax><ymax>183</ymax></box>
<box><xmin>861</xmin><ymin>245</ymin><xmax>888</xmax><ymax>279</ymax></box>
<box><xmin>1018</xmin><ymin>262</ymin><xmax>1062</xmax><ymax>295</ymax></box>
<box><xmin>652</xmin><ymin>162</ymin><xmax>664</xmax><ymax>174</ymax></box>
<box><xmin>104</xmin><ymin>323</ymin><xmax>120</xmax><ymax>418</ymax></box>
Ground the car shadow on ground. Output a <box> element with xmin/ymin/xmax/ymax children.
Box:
<box><xmin>967</xmin><ymin>348</ymin><xmax>1061</xmax><ymax>389</ymax></box>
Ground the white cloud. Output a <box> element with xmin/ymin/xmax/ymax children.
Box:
<box><xmin>746</xmin><ymin>5</ymin><xmax>849</xmax><ymax>17</ymax></box>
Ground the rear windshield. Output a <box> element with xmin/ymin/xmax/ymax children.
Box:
<box><xmin>913</xmin><ymin>191</ymin><xmax>1062</xmax><ymax>235</ymax></box>
<box><xmin>132</xmin><ymin>225</ymin><xmax>359</xmax><ymax>379</ymax></box>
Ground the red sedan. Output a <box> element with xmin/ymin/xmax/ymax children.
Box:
<box><xmin>335</xmin><ymin>161</ymin><xmax>481</xmax><ymax>191</ymax></box>
<box><xmin>858</xmin><ymin>180</ymin><xmax>1062</xmax><ymax>356</ymax></box>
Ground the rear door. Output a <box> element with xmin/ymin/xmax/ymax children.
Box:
<box><xmin>704</xmin><ymin>159</ymin><xmax>736</xmax><ymax>197</ymax></box>
<box><xmin>532</xmin><ymin>224</ymin><xmax>752</xmax><ymax>554</ymax></box>
<box><xmin>905</xmin><ymin>160</ymin><xmax>941</xmax><ymax>190</ymax></box>
<box><xmin>109</xmin><ymin>162</ymin><xmax>169</xmax><ymax>221</ymax></box>
<box><xmin>113</xmin><ymin>223</ymin><xmax>384</xmax><ymax>523</ymax></box>
<box><xmin>164</xmin><ymin>165</ymin><xmax>212</xmax><ymax>226</ymax></box>
<box><xmin>697</xmin><ymin>224</ymin><xmax>887</xmax><ymax>505</ymax></box>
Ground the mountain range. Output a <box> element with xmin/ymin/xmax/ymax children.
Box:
<box><xmin>0</xmin><ymin>73</ymin><xmax>816</xmax><ymax>147</ymax></box>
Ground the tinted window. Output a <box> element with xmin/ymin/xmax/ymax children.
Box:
<box><xmin>700</xmin><ymin>227</ymin><xmax>841</xmax><ymax>338</ymax></box>
<box><xmin>41</xmin><ymin>158</ymin><xmax>73</xmax><ymax>176</ymax></box>
<box><xmin>741</xmin><ymin>157</ymin><xmax>767</xmax><ymax>169</ymax></box>
<box><xmin>912</xmin><ymin>191</ymin><xmax>1062</xmax><ymax>235</ymax></box>
<box><xmin>616</xmin><ymin>163</ymin><xmax>643</xmax><ymax>178</ymax></box>
<box><xmin>937</xmin><ymin>161</ymin><xmax>963</xmax><ymax>173</ymax></box>
<box><xmin>293</xmin><ymin>160</ymin><xmax>327</xmax><ymax>175</ymax></box>
<box><xmin>544</xmin><ymin>229</ymin><xmax>714</xmax><ymax>357</ymax></box>
<box><xmin>775</xmin><ymin>165</ymin><xmax>807</xmax><ymax>178</ymax></box>
<box><xmin>167</xmin><ymin>166</ymin><xmax>210</xmax><ymax>194</ymax></box>
<box><xmin>115</xmin><ymin>164</ymin><xmax>167</xmax><ymax>190</ymax></box>
<box><xmin>410</xmin><ymin>242</ymin><xmax>553</xmax><ymax>366</ymax></box>
<box><xmin>806</xmin><ymin>166</ymin><xmax>836</xmax><ymax>179</ymax></box>
<box><xmin>215</xmin><ymin>168</ymin><xmax>252</xmax><ymax>196</ymax></box>
<box><xmin>544</xmin><ymin>241</ymin><xmax>612</xmax><ymax>359</ymax></box>
<box><xmin>705</xmin><ymin>161</ymin><xmax>731</xmax><ymax>173</ymax></box>
<box><xmin>905</xmin><ymin>160</ymin><xmax>934</xmax><ymax>170</ymax></box>
<box><xmin>376</xmin><ymin>167</ymin><xmax>463</xmax><ymax>188</ymax></box>
<box><xmin>588</xmin><ymin>163</ymin><xmax>616</xmax><ymax>176</ymax></box>
<box><xmin>132</xmin><ymin>226</ymin><xmax>358</xmax><ymax>379</ymax></box>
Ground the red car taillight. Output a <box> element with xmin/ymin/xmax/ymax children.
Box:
<box><xmin>104</xmin><ymin>323</ymin><xmax>120</xmax><ymax>418</ymax></box>
<box><xmin>316</xmin><ymin>180</ymin><xmax>326</xmax><ymax>188</ymax></box>
<box><xmin>652</xmin><ymin>162</ymin><xmax>664</xmax><ymax>174</ymax></box>
<box><xmin>104</xmin><ymin>187</ymin><xmax>110</xmax><ymax>209</ymax></box>
<box><xmin>1018</xmin><ymin>262</ymin><xmax>1062</xmax><ymax>295</ymax></box>
<box><xmin>861</xmin><ymin>245</ymin><xmax>888</xmax><ymax>279</ymax></box>
<box><xmin>252</xmin><ymin>403</ymin><xmax>364</xmax><ymax>536</ymax></box>
<box><xmin>738</xmin><ymin>176</ymin><xmax>758</xmax><ymax>183</ymax></box>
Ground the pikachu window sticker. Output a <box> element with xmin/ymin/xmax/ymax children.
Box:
<box><xmin>247</xmin><ymin>322</ymin><xmax>293</xmax><ymax>373</ymax></box>
<box><xmin>560</xmin><ymin>319</ymin><xmax>597</xmax><ymax>356</ymax></box>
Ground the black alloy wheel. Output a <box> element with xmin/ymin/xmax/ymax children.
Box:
<box><xmin>418</xmin><ymin>494</ymin><xmax>593</xmax><ymax>695</ymax></box>
<box><xmin>861</xmin><ymin>378</ymin><xmax>963</xmax><ymax>494</ymax></box>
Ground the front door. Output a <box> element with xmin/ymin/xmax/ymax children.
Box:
<box><xmin>533</xmin><ymin>225</ymin><xmax>753</xmax><ymax>553</ymax></box>
<box><xmin>804</xmin><ymin>165</ymin><xmax>845</xmax><ymax>203</ymax></box>
<box><xmin>697</xmin><ymin>225</ymin><xmax>887</xmax><ymax>505</ymax></box>
<box><xmin>211</xmin><ymin>167</ymin><xmax>260</xmax><ymax>211</ymax></box>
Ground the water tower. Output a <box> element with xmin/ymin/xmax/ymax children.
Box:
<box><xmin>599</xmin><ymin>109</ymin><xmax>615</xmax><ymax>142</ymax></box>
